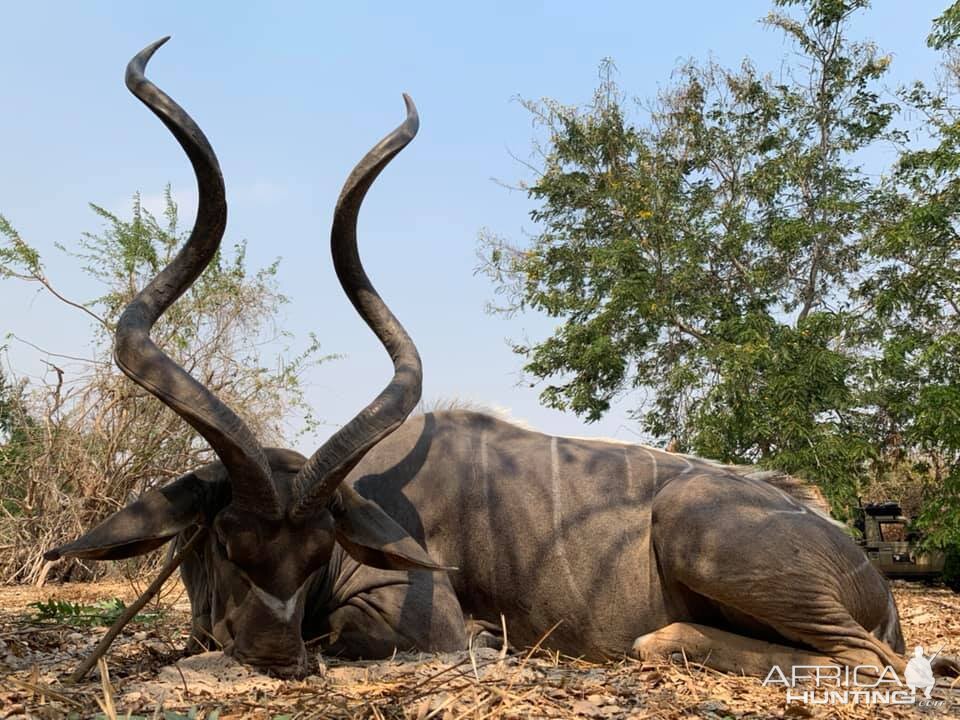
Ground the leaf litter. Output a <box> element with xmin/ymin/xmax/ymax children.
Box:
<box><xmin>0</xmin><ymin>579</ymin><xmax>957</xmax><ymax>718</ymax></box>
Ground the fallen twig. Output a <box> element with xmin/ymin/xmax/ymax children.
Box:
<box><xmin>67</xmin><ymin>528</ymin><xmax>204</xmax><ymax>683</ymax></box>
<box><xmin>3</xmin><ymin>676</ymin><xmax>84</xmax><ymax>708</ymax></box>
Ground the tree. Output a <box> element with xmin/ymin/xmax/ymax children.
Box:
<box><xmin>479</xmin><ymin>0</ymin><xmax>895</xmax><ymax>507</ymax></box>
<box><xmin>856</xmin><ymin>1</ymin><xmax>960</xmax><ymax>563</ymax></box>
<box><xmin>0</xmin><ymin>189</ymin><xmax>328</xmax><ymax>582</ymax></box>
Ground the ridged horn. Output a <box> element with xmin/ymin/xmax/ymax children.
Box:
<box><xmin>115</xmin><ymin>37</ymin><xmax>281</xmax><ymax>516</ymax></box>
<box><xmin>291</xmin><ymin>95</ymin><xmax>422</xmax><ymax>517</ymax></box>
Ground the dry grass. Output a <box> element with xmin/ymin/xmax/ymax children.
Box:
<box><xmin>0</xmin><ymin>579</ymin><xmax>957</xmax><ymax>719</ymax></box>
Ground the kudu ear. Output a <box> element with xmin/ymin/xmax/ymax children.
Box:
<box><xmin>332</xmin><ymin>485</ymin><xmax>455</xmax><ymax>573</ymax></box>
<box><xmin>44</xmin><ymin>466</ymin><xmax>227</xmax><ymax>562</ymax></box>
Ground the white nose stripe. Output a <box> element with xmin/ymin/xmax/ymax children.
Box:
<box><xmin>250</xmin><ymin>581</ymin><xmax>307</xmax><ymax>622</ymax></box>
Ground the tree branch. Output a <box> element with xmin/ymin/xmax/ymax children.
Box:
<box><xmin>673</xmin><ymin>317</ymin><xmax>713</xmax><ymax>344</ymax></box>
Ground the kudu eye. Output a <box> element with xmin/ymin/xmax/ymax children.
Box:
<box><xmin>214</xmin><ymin>511</ymin><xmax>260</xmax><ymax>563</ymax></box>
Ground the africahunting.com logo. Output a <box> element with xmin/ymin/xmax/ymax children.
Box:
<box><xmin>761</xmin><ymin>645</ymin><xmax>947</xmax><ymax>708</ymax></box>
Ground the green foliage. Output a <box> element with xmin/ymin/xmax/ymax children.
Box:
<box><xmin>480</xmin><ymin>0</ymin><xmax>894</xmax><ymax>510</ymax></box>
<box><xmin>855</xmin><ymin>22</ymin><xmax>960</xmax><ymax>552</ymax></box>
<box><xmin>27</xmin><ymin>597</ymin><xmax>161</xmax><ymax>627</ymax></box>
<box><xmin>943</xmin><ymin>546</ymin><xmax>960</xmax><ymax>590</ymax></box>
<box><xmin>0</xmin><ymin>368</ymin><xmax>33</xmax><ymax>516</ymax></box>
<box><xmin>0</xmin><ymin>368</ymin><xmax>23</xmax><ymax>444</ymax></box>
<box><xmin>0</xmin><ymin>215</ymin><xmax>43</xmax><ymax>279</ymax></box>
<box><xmin>688</xmin><ymin>315</ymin><xmax>875</xmax><ymax>511</ymax></box>
<box><xmin>928</xmin><ymin>1</ymin><xmax>960</xmax><ymax>49</ymax></box>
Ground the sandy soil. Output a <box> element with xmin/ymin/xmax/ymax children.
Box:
<box><xmin>0</xmin><ymin>578</ymin><xmax>957</xmax><ymax>719</ymax></box>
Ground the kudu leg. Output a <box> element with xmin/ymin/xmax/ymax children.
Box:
<box><xmin>465</xmin><ymin>617</ymin><xmax>507</xmax><ymax>652</ymax></box>
<box><xmin>650</xmin><ymin>473</ymin><xmax>908</xmax><ymax>677</ymax></box>
<box><xmin>175</xmin><ymin>528</ymin><xmax>217</xmax><ymax>654</ymax></box>
<box><xmin>632</xmin><ymin>622</ymin><xmax>840</xmax><ymax>675</ymax></box>
<box><xmin>309</xmin><ymin>556</ymin><xmax>467</xmax><ymax>659</ymax></box>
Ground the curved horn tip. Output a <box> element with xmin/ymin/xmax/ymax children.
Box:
<box><xmin>126</xmin><ymin>36</ymin><xmax>172</xmax><ymax>81</ymax></box>
<box><xmin>401</xmin><ymin>93</ymin><xmax>419</xmax><ymax>137</ymax></box>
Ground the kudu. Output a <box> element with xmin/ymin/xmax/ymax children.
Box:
<box><xmin>345</xmin><ymin>412</ymin><xmax>946</xmax><ymax>678</ymax></box>
<box><xmin>47</xmin><ymin>40</ymin><xmax>956</xmax><ymax>683</ymax></box>
<box><xmin>44</xmin><ymin>38</ymin><xmax>466</xmax><ymax>677</ymax></box>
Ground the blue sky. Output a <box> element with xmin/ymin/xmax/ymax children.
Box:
<box><xmin>0</xmin><ymin>1</ymin><xmax>948</xmax><ymax>450</ymax></box>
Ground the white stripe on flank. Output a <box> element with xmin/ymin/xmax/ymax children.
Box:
<box><xmin>480</xmin><ymin>429</ymin><xmax>488</xmax><ymax>482</ymax></box>
<box><xmin>762</xmin><ymin>481</ymin><xmax>816</xmax><ymax>517</ymax></box>
<box><xmin>643</xmin><ymin>447</ymin><xmax>659</xmax><ymax>492</ymax></box>
<box><xmin>624</xmin><ymin>448</ymin><xmax>636</xmax><ymax>497</ymax></box>
<box><xmin>550</xmin><ymin>437</ymin><xmax>591</xmax><ymax>618</ymax></box>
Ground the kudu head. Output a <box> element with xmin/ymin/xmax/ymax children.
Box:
<box><xmin>44</xmin><ymin>38</ymin><xmax>442</xmax><ymax>676</ymax></box>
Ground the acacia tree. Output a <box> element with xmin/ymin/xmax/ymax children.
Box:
<box><xmin>480</xmin><ymin>0</ymin><xmax>894</xmax><ymax>506</ymax></box>
<box><xmin>0</xmin><ymin>189</ymin><xmax>328</xmax><ymax>582</ymax></box>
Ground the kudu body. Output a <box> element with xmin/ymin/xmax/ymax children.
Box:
<box><xmin>344</xmin><ymin>410</ymin><xmax>920</xmax><ymax>676</ymax></box>
<box><xmin>46</xmin><ymin>40</ymin><xmax>947</xmax><ymax>682</ymax></box>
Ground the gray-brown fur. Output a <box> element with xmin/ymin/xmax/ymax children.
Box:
<box><xmin>345</xmin><ymin>410</ymin><xmax>907</xmax><ymax>667</ymax></box>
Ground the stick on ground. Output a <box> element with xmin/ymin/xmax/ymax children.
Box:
<box><xmin>67</xmin><ymin>528</ymin><xmax>205</xmax><ymax>683</ymax></box>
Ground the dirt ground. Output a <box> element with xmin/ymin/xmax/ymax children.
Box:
<box><xmin>0</xmin><ymin>578</ymin><xmax>957</xmax><ymax>719</ymax></box>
